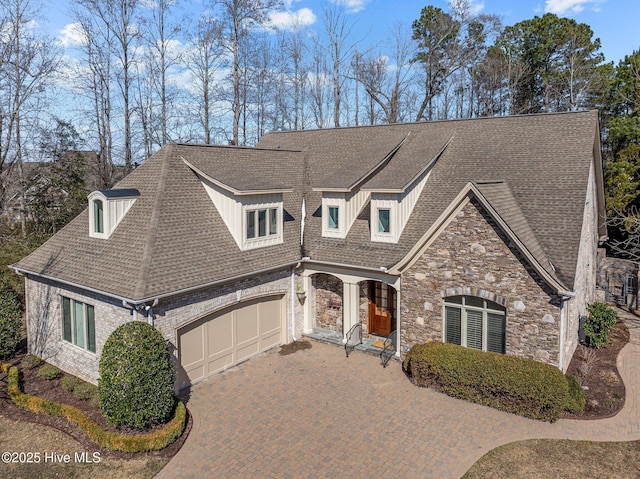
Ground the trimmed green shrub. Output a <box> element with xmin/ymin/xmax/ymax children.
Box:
<box><xmin>99</xmin><ymin>321</ymin><xmax>174</xmax><ymax>430</ymax></box>
<box><xmin>37</xmin><ymin>364</ymin><xmax>61</xmax><ymax>380</ymax></box>
<box><xmin>0</xmin><ymin>281</ymin><xmax>22</xmax><ymax>359</ymax></box>
<box><xmin>61</xmin><ymin>375</ymin><xmax>82</xmax><ymax>392</ymax></box>
<box><xmin>584</xmin><ymin>302</ymin><xmax>617</xmax><ymax>348</ymax></box>
<box><xmin>565</xmin><ymin>374</ymin><xmax>586</xmax><ymax>413</ymax></box>
<box><xmin>1</xmin><ymin>362</ymin><xmax>187</xmax><ymax>452</ymax></box>
<box><xmin>73</xmin><ymin>382</ymin><xmax>97</xmax><ymax>401</ymax></box>
<box><xmin>403</xmin><ymin>342</ymin><xmax>569</xmax><ymax>422</ymax></box>
<box><xmin>21</xmin><ymin>354</ymin><xmax>43</xmax><ymax>370</ymax></box>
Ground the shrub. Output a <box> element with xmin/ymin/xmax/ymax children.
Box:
<box><xmin>584</xmin><ymin>302</ymin><xmax>617</xmax><ymax>348</ymax></box>
<box><xmin>61</xmin><ymin>375</ymin><xmax>82</xmax><ymax>392</ymax></box>
<box><xmin>1</xmin><ymin>363</ymin><xmax>186</xmax><ymax>452</ymax></box>
<box><xmin>99</xmin><ymin>321</ymin><xmax>174</xmax><ymax>430</ymax></box>
<box><xmin>403</xmin><ymin>342</ymin><xmax>569</xmax><ymax>422</ymax></box>
<box><xmin>0</xmin><ymin>281</ymin><xmax>22</xmax><ymax>359</ymax></box>
<box><xmin>73</xmin><ymin>382</ymin><xmax>97</xmax><ymax>401</ymax></box>
<box><xmin>37</xmin><ymin>364</ymin><xmax>61</xmax><ymax>380</ymax></box>
<box><xmin>565</xmin><ymin>374</ymin><xmax>586</xmax><ymax>413</ymax></box>
<box><xmin>21</xmin><ymin>354</ymin><xmax>43</xmax><ymax>370</ymax></box>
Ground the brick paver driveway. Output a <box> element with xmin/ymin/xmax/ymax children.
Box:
<box><xmin>157</xmin><ymin>310</ymin><xmax>640</xmax><ymax>479</ymax></box>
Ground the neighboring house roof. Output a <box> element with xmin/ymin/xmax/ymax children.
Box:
<box><xmin>13</xmin><ymin>111</ymin><xmax>604</xmax><ymax>302</ymax></box>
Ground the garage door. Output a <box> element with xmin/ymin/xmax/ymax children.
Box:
<box><xmin>177</xmin><ymin>296</ymin><xmax>283</xmax><ymax>389</ymax></box>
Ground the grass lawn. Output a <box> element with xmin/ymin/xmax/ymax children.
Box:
<box><xmin>0</xmin><ymin>417</ymin><xmax>169</xmax><ymax>479</ymax></box>
<box><xmin>463</xmin><ymin>438</ymin><xmax>640</xmax><ymax>479</ymax></box>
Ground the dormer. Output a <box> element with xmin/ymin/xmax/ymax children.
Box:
<box><xmin>88</xmin><ymin>189</ymin><xmax>140</xmax><ymax>239</ymax></box>
<box><xmin>362</xmin><ymin>133</ymin><xmax>453</xmax><ymax>243</ymax></box>
<box><xmin>315</xmin><ymin>135</ymin><xmax>411</xmax><ymax>239</ymax></box>
<box><xmin>183</xmin><ymin>155</ymin><xmax>294</xmax><ymax>251</ymax></box>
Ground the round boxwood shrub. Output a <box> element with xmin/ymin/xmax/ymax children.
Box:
<box><xmin>38</xmin><ymin>364</ymin><xmax>61</xmax><ymax>380</ymax></box>
<box><xmin>0</xmin><ymin>282</ymin><xmax>22</xmax><ymax>359</ymax></box>
<box><xmin>99</xmin><ymin>321</ymin><xmax>174</xmax><ymax>430</ymax></box>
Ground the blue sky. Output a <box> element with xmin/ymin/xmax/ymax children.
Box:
<box><xmin>47</xmin><ymin>0</ymin><xmax>640</xmax><ymax>65</ymax></box>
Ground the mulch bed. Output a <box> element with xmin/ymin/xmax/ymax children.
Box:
<box><xmin>563</xmin><ymin>318</ymin><xmax>629</xmax><ymax>419</ymax></box>
<box><xmin>0</xmin><ymin>351</ymin><xmax>191</xmax><ymax>460</ymax></box>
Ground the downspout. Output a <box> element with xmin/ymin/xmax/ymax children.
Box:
<box><xmin>559</xmin><ymin>300</ymin><xmax>566</xmax><ymax>371</ymax></box>
<box><xmin>290</xmin><ymin>267</ymin><xmax>298</xmax><ymax>342</ymax></box>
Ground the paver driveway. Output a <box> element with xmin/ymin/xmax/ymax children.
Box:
<box><xmin>156</xmin><ymin>311</ymin><xmax>640</xmax><ymax>479</ymax></box>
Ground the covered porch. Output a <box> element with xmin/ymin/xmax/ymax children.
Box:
<box><xmin>299</xmin><ymin>263</ymin><xmax>401</xmax><ymax>357</ymax></box>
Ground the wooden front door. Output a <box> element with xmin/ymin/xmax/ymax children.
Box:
<box><xmin>368</xmin><ymin>282</ymin><xmax>396</xmax><ymax>337</ymax></box>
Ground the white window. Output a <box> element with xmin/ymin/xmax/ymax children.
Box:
<box><xmin>378</xmin><ymin>208</ymin><xmax>391</xmax><ymax>234</ymax></box>
<box><xmin>328</xmin><ymin>206</ymin><xmax>339</xmax><ymax>230</ymax></box>
<box><xmin>61</xmin><ymin>297</ymin><xmax>96</xmax><ymax>353</ymax></box>
<box><xmin>443</xmin><ymin>295</ymin><xmax>506</xmax><ymax>354</ymax></box>
<box><xmin>93</xmin><ymin>199</ymin><xmax>104</xmax><ymax>234</ymax></box>
<box><xmin>246</xmin><ymin>207</ymin><xmax>279</xmax><ymax>240</ymax></box>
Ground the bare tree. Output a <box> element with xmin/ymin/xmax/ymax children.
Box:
<box><xmin>319</xmin><ymin>3</ymin><xmax>362</xmax><ymax>127</ymax></box>
<box><xmin>213</xmin><ymin>0</ymin><xmax>282</xmax><ymax>145</ymax></box>
<box><xmin>75</xmin><ymin>0</ymin><xmax>141</xmax><ymax>173</ymax></box>
<box><xmin>0</xmin><ymin>0</ymin><xmax>60</xmax><ymax>234</ymax></box>
<box><xmin>355</xmin><ymin>24</ymin><xmax>416</xmax><ymax>124</ymax></box>
<box><xmin>139</xmin><ymin>0</ymin><xmax>182</xmax><ymax>147</ymax></box>
<box><xmin>186</xmin><ymin>14</ymin><xmax>225</xmax><ymax>144</ymax></box>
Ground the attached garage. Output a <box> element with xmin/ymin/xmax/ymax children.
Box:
<box><xmin>177</xmin><ymin>295</ymin><xmax>284</xmax><ymax>389</ymax></box>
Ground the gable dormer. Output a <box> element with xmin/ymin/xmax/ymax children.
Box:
<box><xmin>88</xmin><ymin>189</ymin><xmax>140</xmax><ymax>239</ymax></box>
<box><xmin>183</xmin><ymin>156</ymin><xmax>292</xmax><ymax>251</ymax></box>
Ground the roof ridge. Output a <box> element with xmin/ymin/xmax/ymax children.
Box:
<box><xmin>260</xmin><ymin>110</ymin><xmax>598</xmax><ymax>136</ymax></box>
<box><xmin>133</xmin><ymin>145</ymin><xmax>174</xmax><ymax>300</ymax></box>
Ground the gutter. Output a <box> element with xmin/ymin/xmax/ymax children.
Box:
<box><xmin>10</xmin><ymin>260</ymin><xmax>301</xmax><ymax>306</ymax></box>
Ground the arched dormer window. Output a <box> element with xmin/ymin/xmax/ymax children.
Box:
<box><xmin>88</xmin><ymin>189</ymin><xmax>140</xmax><ymax>239</ymax></box>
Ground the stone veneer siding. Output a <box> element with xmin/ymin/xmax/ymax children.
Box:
<box><xmin>24</xmin><ymin>268</ymin><xmax>303</xmax><ymax>385</ymax></box>
<box><xmin>313</xmin><ymin>273</ymin><xmax>343</xmax><ymax>333</ymax></box>
<box><xmin>401</xmin><ymin>199</ymin><xmax>562</xmax><ymax>367</ymax></box>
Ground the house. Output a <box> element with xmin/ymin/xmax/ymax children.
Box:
<box><xmin>11</xmin><ymin>111</ymin><xmax>606</xmax><ymax>390</ymax></box>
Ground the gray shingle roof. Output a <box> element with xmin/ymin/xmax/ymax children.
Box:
<box><xmin>14</xmin><ymin>111</ymin><xmax>602</xmax><ymax>300</ymax></box>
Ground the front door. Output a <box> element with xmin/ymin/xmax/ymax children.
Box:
<box><xmin>368</xmin><ymin>281</ymin><xmax>396</xmax><ymax>336</ymax></box>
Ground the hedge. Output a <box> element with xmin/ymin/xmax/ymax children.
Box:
<box><xmin>403</xmin><ymin>342</ymin><xmax>571</xmax><ymax>422</ymax></box>
<box><xmin>0</xmin><ymin>363</ymin><xmax>186</xmax><ymax>452</ymax></box>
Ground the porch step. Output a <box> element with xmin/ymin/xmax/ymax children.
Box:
<box><xmin>303</xmin><ymin>329</ymin><xmax>399</xmax><ymax>360</ymax></box>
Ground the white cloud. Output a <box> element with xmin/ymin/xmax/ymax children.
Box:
<box><xmin>545</xmin><ymin>0</ymin><xmax>605</xmax><ymax>15</ymax></box>
<box><xmin>58</xmin><ymin>22</ymin><xmax>85</xmax><ymax>47</ymax></box>
<box><xmin>267</xmin><ymin>8</ymin><xmax>316</xmax><ymax>31</ymax></box>
<box><xmin>328</xmin><ymin>0</ymin><xmax>369</xmax><ymax>14</ymax></box>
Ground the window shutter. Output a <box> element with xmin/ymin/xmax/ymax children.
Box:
<box><xmin>87</xmin><ymin>305</ymin><xmax>96</xmax><ymax>353</ymax></box>
<box><xmin>466</xmin><ymin>309</ymin><xmax>483</xmax><ymax>350</ymax></box>
<box><xmin>445</xmin><ymin>306</ymin><xmax>461</xmax><ymax>345</ymax></box>
<box><xmin>487</xmin><ymin>313</ymin><xmax>506</xmax><ymax>353</ymax></box>
<box><xmin>62</xmin><ymin>297</ymin><xmax>72</xmax><ymax>342</ymax></box>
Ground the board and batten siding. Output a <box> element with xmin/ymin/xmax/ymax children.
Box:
<box><xmin>198</xmin><ymin>173</ymin><xmax>283</xmax><ymax>250</ymax></box>
<box><xmin>370</xmin><ymin>169</ymin><xmax>431</xmax><ymax>243</ymax></box>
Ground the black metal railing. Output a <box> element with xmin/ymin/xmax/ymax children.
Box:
<box><xmin>344</xmin><ymin>321</ymin><xmax>362</xmax><ymax>357</ymax></box>
<box><xmin>380</xmin><ymin>330</ymin><xmax>397</xmax><ymax>368</ymax></box>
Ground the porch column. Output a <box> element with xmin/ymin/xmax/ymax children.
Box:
<box><xmin>342</xmin><ymin>281</ymin><xmax>360</xmax><ymax>342</ymax></box>
<box><xmin>302</xmin><ymin>274</ymin><xmax>313</xmax><ymax>334</ymax></box>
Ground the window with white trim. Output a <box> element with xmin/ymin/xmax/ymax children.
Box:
<box><xmin>93</xmin><ymin>199</ymin><xmax>104</xmax><ymax>234</ymax></box>
<box><xmin>61</xmin><ymin>297</ymin><xmax>96</xmax><ymax>353</ymax></box>
<box><xmin>246</xmin><ymin>207</ymin><xmax>279</xmax><ymax>239</ymax></box>
<box><xmin>377</xmin><ymin>208</ymin><xmax>391</xmax><ymax>233</ymax></box>
<box><xmin>328</xmin><ymin>206</ymin><xmax>339</xmax><ymax>230</ymax></box>
<box><xmin>443</xmin><ymin>295</ymin><xmax>505</xmax><ymax>354</ymax></box>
